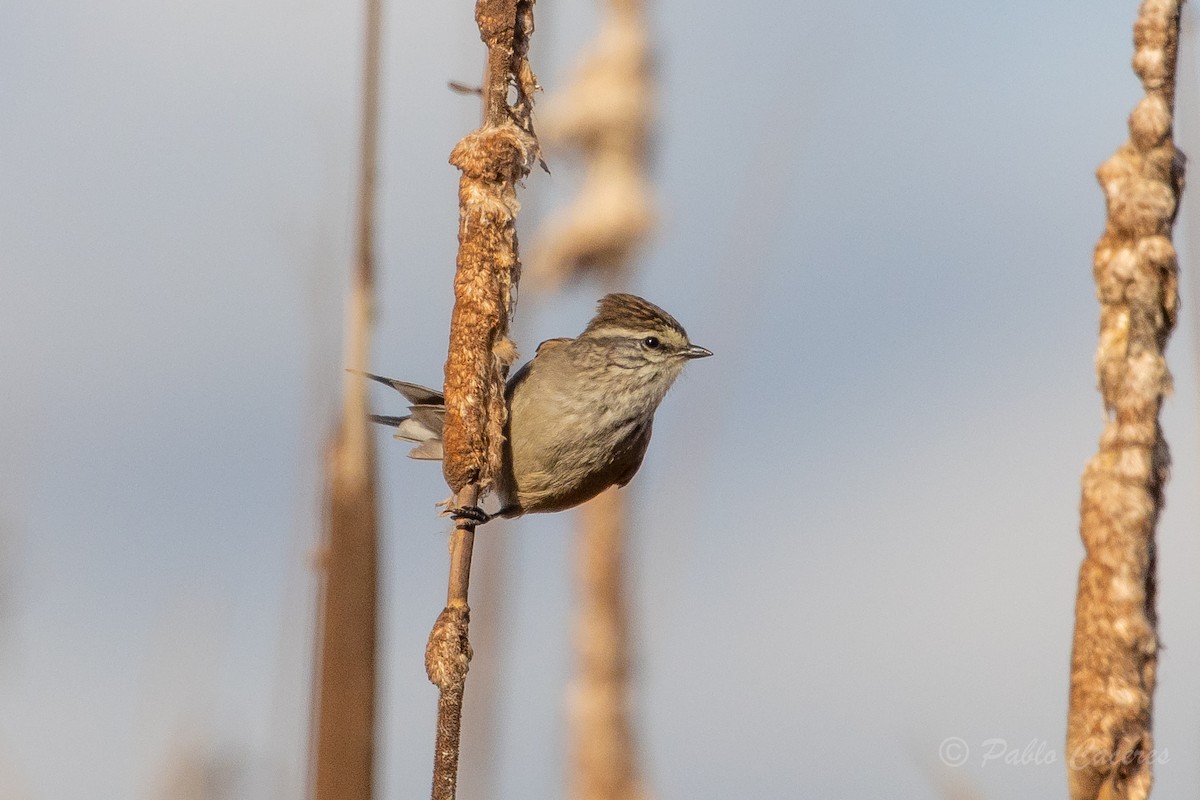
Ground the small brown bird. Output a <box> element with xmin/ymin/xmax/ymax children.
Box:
<box><xmin>368</xmin><ymin>293</ymin><xmax>712</xmax><ymax>523</ymax></box>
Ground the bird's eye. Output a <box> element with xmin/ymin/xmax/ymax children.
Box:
<box><xmin>642</xmin><ymin>336</ymin><xmax>661</xmax><ymax>349</ymax></box>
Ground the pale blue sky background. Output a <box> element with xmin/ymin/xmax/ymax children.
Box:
<box><xmin>2</xmin><ymin>1</ymin><xmax>1199</xmax><ymax>798</ymax></box>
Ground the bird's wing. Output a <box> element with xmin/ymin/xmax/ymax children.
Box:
<box><xmin>504</xmin><ymin>337</ymin><xmax>572</xmax><ymax>396</ymax></box>
<box><xmin>615</xmin><ymin>421</ymin><xmax>654</xmax><ymax>488</ymax></box>
<box><xmin>534</xmin><ymin>337</ymin><xmax>573</xmax><ymax>356</ymax></box>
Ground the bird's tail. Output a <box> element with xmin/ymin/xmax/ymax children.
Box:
<box><xmin>362</xmin><ymin>372</ymin><xmax>446</xmax><ymax>460</ymax></box>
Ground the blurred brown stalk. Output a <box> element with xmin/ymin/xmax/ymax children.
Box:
<box><xmin>307</xmin><ymin>0</ymin><xmax>383</xmax><ymax>798</ymax></box>
<box><xmin>1066</xmin><ymin>2</ymin><xmax>1186</xmax><ymax>799</ymax></box>
<box><xmin>570</xmin><ymin>488</ymin><xmax>647</xmax><ymax>800</ymax></box>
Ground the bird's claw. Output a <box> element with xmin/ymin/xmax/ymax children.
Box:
<box><xmin>447</xmin><ymin>504</ymin><xmax>492</xmax><ymax>527</ymax></box>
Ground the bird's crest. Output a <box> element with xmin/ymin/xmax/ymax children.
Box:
<box><xmin>584</xmin><ymin>293</ymin><xmax>688</xmax><ymax>338</ymax></box>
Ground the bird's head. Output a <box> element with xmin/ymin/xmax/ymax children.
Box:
<box><xmin>576</xmin><ymin>293</ymin><xmax>712</xmax><ymax>403</ymax></box>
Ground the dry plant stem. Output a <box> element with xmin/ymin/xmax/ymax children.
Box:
<box><xmin>455</xmin><ymin>527</ymin><xmax>505</xmax><ymax>800</ymax></box>
<box><xmin>309</xmin><ymin>0</ymin><xmax>383</xmax><ymax>796</ymax></box>
<box><xmin>427</xmin><ymin>2</ymin><xmax>537</xmax><ymax>799</ymax></box>
<box><xmin>310</xmin><ymin>452</ymin><xmax>378</xmax><ymax>800</ymax></box>
<box><xmin>440</xmin><ymin>0</ymin><xmax>537</xmax><ymax>496</ymax></box>
<box><xmin>427</xmin><ymin>487</ymin><xmax>477</xmax><ymax>800</ymax></box>
<box><xmin>1067</xmin><ymin>3</ymin><xmax>1186</xmax><ymax>799</ymax></box>
<box><xmin>571</xmin><ymin>488</ymin><xmax>645</xmax><ymax>800</ymax></box>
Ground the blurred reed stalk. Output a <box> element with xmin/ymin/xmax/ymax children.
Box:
<box><xmin>1067</xmin><ymin>2</ymin><xmax>1186</xmax><ymax>799</ymax></box>
<box><xmin>570</xmin><ymin>487</ymin><xmax>646</xmax><ymax>800</ymax></box>
<box><xmin>307</xmin><ymin>0</ymin><xmax>383</xmax><ymax>797</ymax></box>
<box><xmin>426</xmin><ymin>2</ymin><xmax>538</xmax><ymax>798</ymax></box>
<box><xmin>530</xmin><ymin>0</ymin><xmax>655</xmax><ymax>796</ymax></box>
<box><xmin>527</xmin><ymin>0</ymin><xmax>654</xmax><ymax>290</ymax></box>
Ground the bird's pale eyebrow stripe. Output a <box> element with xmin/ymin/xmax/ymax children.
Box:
<box><xmin>585</xmin><ymin>326</ymin><xmax>647</xmax><ymax>338</ymax></box>
<box><xmin>586</xmin><ymin>326</ymin><xmax>683</xmax><ymax>340</ymax></box>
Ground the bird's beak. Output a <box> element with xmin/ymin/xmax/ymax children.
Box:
<box><xmin>683</xmin><ymin>344</ymin><xmax>714</xmax><ymax>359</ymax></box>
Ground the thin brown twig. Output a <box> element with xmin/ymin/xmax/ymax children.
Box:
<box><xmin>448</xmin><ymin>81</ymin><xmax>484</xmax><ymax>96</ymax></box>
<box><xmin>427</xmin><ymin>486</ymin><xmax>477</xmax><ymax>800</ymax></box>
<box><xmin>455</xmin><ymin>524</ymin><xmax>507</xmax><ymax>800</ymax></box>
<box><xmin>1066</xmin><ymin>2</ymin><xmax>1186</xmax><ymax>799</ymax></box>
<box><xmin>426</xmin><ymin>2</ymin><xmax>538</xmax><ymax>798</ymax></box>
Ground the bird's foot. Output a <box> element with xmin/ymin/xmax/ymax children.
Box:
<box><xmin>435</xmin><ymin>496</ymin><xmax>515</xmax><ymax>527</ymax></box>
<box><xmin>445</xmin><ymin>504</ymin><xmax>493</xmax><ymax>527</ymax></box>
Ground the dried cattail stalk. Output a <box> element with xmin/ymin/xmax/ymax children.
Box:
<box><xmin>569</xmin><ymin>487</ymin><xmax>647</xmax><ymax>800</ymax></box>
<box><xmin>307</xmin><ymin>1</ymin><xmax>382</xmax><ymax>798</ymax></box>
<box><xmin>427</xmin><ymin>2</ymin><xmax>537</xmax><ymax>799</ymax></box>
<box><xmin>1067</xmin><ymin>3</ymin><xmax>1186</xmax><ymax>799</ymax></box>
<box><xmin>528</xmin><ymin>0</ymin><xmax>654</xmax><ymax>287</ymax></box>
<box><xmin>441</xmin><ymin>126</ymin><xmax>531</xmax><ymax>494</ymax></box>
<box><xmin>441</xmin><ymin>0</ymin><xmax>538</xmax><ymax>495</ymax></box>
